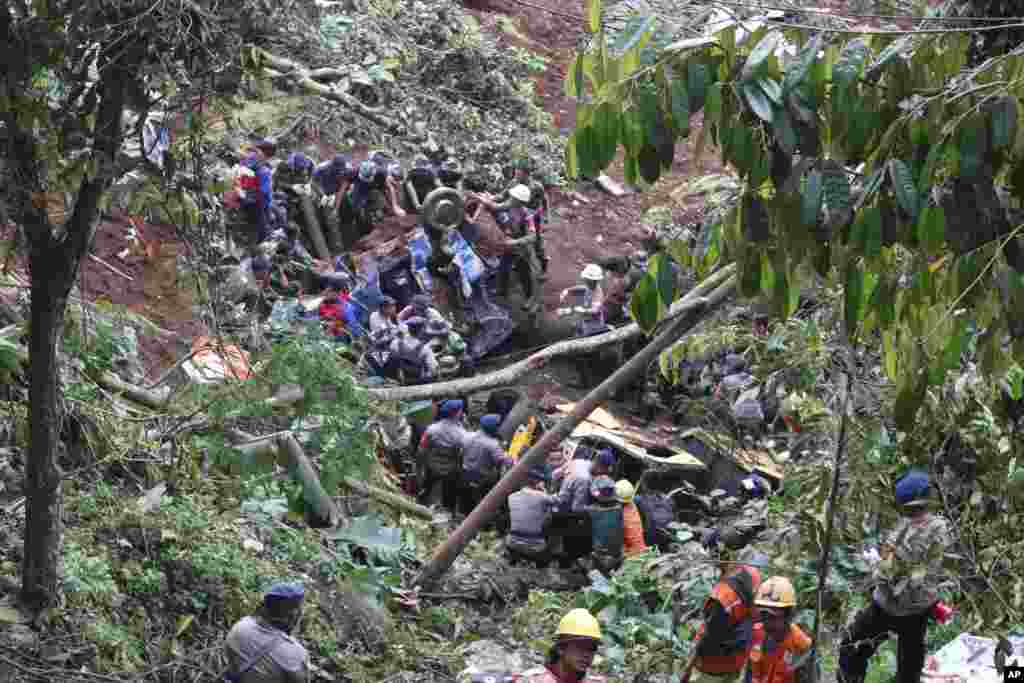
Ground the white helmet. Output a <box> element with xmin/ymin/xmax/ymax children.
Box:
<box><xmin>581</xmin><ymin>264</ymin><xmax>604</xmax><ymax>281</ymax></box>
<box><xmin>509</xmin><ymin>184</ymin><xmax>531</xmax><ymax>203</ymax></box>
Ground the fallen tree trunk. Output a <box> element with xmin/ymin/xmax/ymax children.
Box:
<box><xmin>341</xmin><ymin>476</ymin><xmax>433</xmax><ymax>520</ymax></box>
<box><xmin>229</xmin><ymin>430</ymin><xmax>343</xmax><ymax>527</ymax></box>
<box><xmin>368</xmin><ymin>263</ymin><xmax>736</xmax><ymax>401</ymax></box>
<box><xmin>255</xmin><ymin>49</ymin><xmax>404</xmax><ymax>136</ymax></box>
<box><xmin>414</xmin><ymin>272</ymin><xmax>737</xmax><ymax>586</ymax></box>
<box><xmin>299</xmin><ymin>194</ymin><xmax>331</xmax><ymax>260</ymax></box>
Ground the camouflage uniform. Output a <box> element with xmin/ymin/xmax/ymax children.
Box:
<box><xmin>838</xmin><ymin>512</ymin><xmax>950</xmax><ymax>683</ymax></box>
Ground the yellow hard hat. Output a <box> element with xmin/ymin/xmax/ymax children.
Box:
<box><xmin>615</xmin><ymin>479</ymin><xmax>635</xmax><ymax>504</ymax></box>
<box><xmin>556</xmin><ymin>608</ymin><xmax>602</xmax><ymax>641</ymax></box>
<box><xmin>755</xmin><ymin>576</ymin><xmax>796</xmax><ymax>608</ymax></box>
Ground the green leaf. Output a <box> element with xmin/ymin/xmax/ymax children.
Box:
<box><xmin>784</xmin><ymin>34</ymin><xmax>822</xmax><ymax>92</ymax></box>
<box><xmin>651</xmin><ymin>252</ymin><xmax>676</xmax><ymax>308</ymax></box>
<box><xmin>875</xmin><ymin>274</ymin><xmax>896</xmax><ymax>328</ymax></box>
<box><xmin>917</xmin><ymin>206</ymin><xmax>945</xmax><ymax>255</ymax></box>
<box><xmin>989</xmin><ymin>96</ymin><xmax>1019</xmax><ymax>152</ymax></box>
<box><xmin>893</xmin><ymin>375</ymin><xmax>925</xmax><ymax>431</ymax></box>
<box><xmin>802</xmin><ymin>168</ymin><xmax>822</xmax><ymax>228</ymax></box>
<box><xmin>565</xmin><ymin>129</ymin><xmax>579</xmax><ymax>178</ymax></box>
<box><xmin>773</xmin><ymin>107</ymin><xmax>797</xmax><ymax>154</ymax></box>
<box><xmin>566</xmin><ymin>55</ymin><xmax>585</xmax><ymax>100</ymax></box>
<box><xmin>630</xmin><ymin>273</ymin><xmax>660</xmax><ymax>334</ymax></box>
<box><xmin>687</xmin><ymin>61</ymin><xmax>709</xmax><ymax>112</ymax></box>
<box><xmin>743</xmin><ymin>81</ymin><xmax>774</xmax><ymax>123</ymax></box>
<box><xmin>615</xmin><ymin>15</ymin><xmax>656</xmax><ymax>53</ymax></box>
<box><xmin>845</xmin><ymin>262</ymin><xmax>865</xmax><ymax>337</ymax></box>
<box><xmin>638</xmin><ymin>145</ymin><xmax>661</xmax><ymax>184</ymax></box>
<box><xmin>592</xmin><ymin>102</ymin><xmax>620</xmax><ymax>169</ymax></box>
<box><xmin>833</xmin><ymin>38</ymin><xmax>870</xmax><ymax>89</ymax></box>
<box><xmin>670</xmin><ymin>77</ymin><xmax>690</xmax><ymax>138</ymax></box>
<box><xmin>942</xmin><ymin>317</ymin><xmax>967</xmax><ymax>372</ymax></box>
<box><xmin>758</xmin><ymin>77</ymin><xmax>782</xmax><ymax>105</ymax></box>
<box><xmin>742</xmin><ymin>30</ymin><xmax>779</xmax><ymax>81</ymax></box>
<box><xmin>621</xmin><ymin>108</ymin><xmax>645</xmax><ymax>155</ymax></box>
<box><xmin>862</xmin><ymin>206</ymin><xmax>882</xmax><ymax>258</ymax></box>
<box><xmin>704</xmin><ymin>82</ymin><xmax>723</xmax><ymax>125</ymax></box>
<box><xmin>623</xmin><ymin>154</ymin><xmax>639</xmax><ymax>186</ymax></box>
<box><xmin>585</xmin><ymin>0</ymin><xmax>602</xmax><ymax>34</ymax></box>
<box><xmin>888</xmin><ymin>159</ymin><xmax>918</xmax><ymax>220</ymax></box>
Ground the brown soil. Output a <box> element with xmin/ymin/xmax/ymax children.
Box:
<box><xmin>463</xmin><ymin>0</ymin><xmax>724</xmax><ymax>314</ymax></box>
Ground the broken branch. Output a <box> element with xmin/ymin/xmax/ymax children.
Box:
<box><xmin>253</xmin><ymin>49</ymin><xmax>404</xmax><ymax>136</ymax></box>
<box><xmin>367</xmin><ymin>264</ymin><xmax>737</xmax><ymax>401</ymax></box>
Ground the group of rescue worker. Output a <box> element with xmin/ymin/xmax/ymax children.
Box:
<box><xmin>226</xmin><ymin>137</ymin><xmax>550</xmax><ymax>377</ymax></box>
<box><xmin>222</xmin><ymin>467</ymin><xmax>948</xmax><ymax>683</ymax></box>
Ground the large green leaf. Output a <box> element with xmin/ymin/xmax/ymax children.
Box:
<box><xmin>988</xmin><ymin>96</ymin><xmax>1019</xmax><ymax>152</ymax></box>
<box><xmin>621</xmin><ymin>107</ymin><xmax>645</xmax><ymax>155</ymax></box>
<box><xmin>893</xmin><ymin>374</ymin><xmax>926</xmax><ymax>431</ymax></box>
<box><xmin>592</xmin><ymin>102</ymin><xmax>620</xmax><ymax>169</ymax></box>
<box><xmin>773</xmin><ymin>107</ymin><xmax>797</xmax><ymax>154</ymax></box>
<box><xmin>758</xmin><ymin>77</ymin><xmax>782</xmax><ymax>105</ymax></box>
<box><xmin>670</xmin><ymin>77</ymin><xmax>690</xmax><ymax>138</ymax></box>
<box><xmin>651</xmin><ymin>252</ymin><xmax>676</xmax><ymax>309</ymax></box>
<box><xmin>630</xmin><ymin>272</ymin><xmax>660</xmax><ymax>334</ymax></box>
<box><xmin>802</xmin><ymin>168</ymin><xmax>822</xmax><ymax>228</ymax></box>
<box><xmin>638</xmin><ymin>86</ymin><xmax>661</xmax><ymax>147</ymax></box>
<box><xmin>845</xmin><ymin>261</ymin><xmax>865</xmax><ymax>337</ymax></box>
<box><xmin>704</xmin><ymin>82</ymin><xmax>723</xmax><ymax>126</ymax></box>
<box><xmin>917</xmin><ymin>206</ymin><xmax>945</xmax><ymax>256</ymax></box>
<box><xmin>888</xmin><ymin>159</ymin><xmax>918</xmax><ymax>220</ymax></box>
<box><xmin>585</xmin><ymin>0</ymin><xmax>602</xmax><ymax>34</ymax></box>
<box><xmin>742</xmin><ymin>30</ymin><xmax>779</xmax><ymax>81</ymax></box>
<box><xmin>576</xmin><ymin>125</ymin><xmax>599</xmax><ymax>177</ymax></box>
<box><xmin>687</xmin><ymin>61</ymin><xmax>709</xmax><ymax>113</ymax></box>
<box><xmin>783</xmin><ymin>34</ymin><xmax>822</xmax><ymax>92</ymax></box>
<box><xmin>743</xmin><ymin>81</ymin><xmax>774</xmax><ymax>123</ymax></box>
<box><xmin>565</xmin><ymin>129</ymin><xmax>579</xmax><ymax>178</ymax></box>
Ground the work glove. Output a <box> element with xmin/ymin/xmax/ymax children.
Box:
<box><xmin>320</xmin><ymin>194</ymin><xmax>335</xmax><ymax>208</ymax></box>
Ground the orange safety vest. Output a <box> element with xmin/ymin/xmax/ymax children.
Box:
<box><xmin>746</xmin><ymin>622</ymin><xmax>812</xmax><ymax>683</ymax></box>
<box><xmin>622</xmin><ymin>502</ymin><xmax>648</xmax><ymax>556</ymax></box>
<box><xmin>694</xmin><ymin>568</ymin><xmax>762</xmax><ymax>674</ymax></box>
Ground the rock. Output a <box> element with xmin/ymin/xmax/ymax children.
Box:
<box><xmin>459</xmin><ymin>639</ymin><xmax>530</xmax><ymax>679</ymax></box>
<box><xmin>641</xmin><ymin>205</ymin><xmax>673</xmax><ymax>228</ymax></box>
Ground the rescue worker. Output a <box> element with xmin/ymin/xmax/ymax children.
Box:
<box><xmin>425</xmin><ymin>318</ymin><xmax>468</xmax><ymax>376</ymax></box>
<box><xmin>745</xmin><ymin>576</ymin><xmax>814</xmax><ymax>683</ymax></box>
<box><xmin>459</xmin><ymin>414</ymin><xmax>514</xmax><ymax>516</ymax></box>
<box><xmin>405</xmin><ymin>153</ymin><xmax>440</xmax><ymax>212</ymax></box>
<box><xmin>313</xmin><ymin>154</ymin><xmax>356</xmax><ymax>211</ymax></box>
<box><xmin>398</xmin><ymin>293</ymin><xmax>446</xmax><ymax>324</ymax></box>
<box><xmin>838</xmin><ymin>470</ymin><xmax>949</xmax><ymax>683</ymax></box>
<box><xmin>366</xmin><ymin>328</ymin><xmax>398</xmax><ymax>379</ymax></box>
<box><xmin>578</xmin><ymin>264</ymin><xmax>606</xmax><ymax>320</ymax></box>
<box><xmin>481</xmin><ymin>184</ymin><xmax>536</xmax><ymax>307</ymax></box>
<box><xmin>389</xmin><ymin>317</ymin><xmax>439</xmax><ymax>383</ymax></box>
<box><xmin>615</xmin><ymin>480</ymin><xmax>648</xmax><ymax>557</ymax></box>
<box><xmin>224</xmin><ymin>582</ymin><xmax>309</xmax><ymax>683</ymax></box>
<box><xmin>418</xmin><ymin>399</ymin><xmax>469</xmax><ymax>510</ymax></box>
<box><xmin>508</xmin><ymin>157</ymin><xmax>549</xmax><ymax>276</ymax></box>
<box><xmin>681</xmin><ymin>547</ymin><xmax>767</xmax><ymax>683</ymax></box>
<box><xmin>551</xmin><ymin>449</ymin><xmax>616</xmax><ymax>569</ymax></box>
<box><xmin>369</xmin><ymin>295</ymin><xmax>400</xmax><ymax>335</ymax></box>
<box><xmin>252</xmin><ymin>254</ymin><xmax>301</xmax><ymax>316</ymax></box>
<box><xmin>526</xmin><ymin>609</ymin><xmax>605</xmax><ymax>683</ymax></box>
<box><xmin>507</xmin><ymin>464</ymin><xmax>558</xmax><ymax>567</ymax></box>
<box><xmin>239</xmin><ymin>139</ymin><xmax>278</xmax><ymax>246</ymax></box>
<box><xmin>586</xmin><ymin>475</ymin><xmax>625</xmax><ymax>575</ymax></box>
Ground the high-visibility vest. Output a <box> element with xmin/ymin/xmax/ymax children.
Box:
<box><xmin>694</xmin><ymin>568</ymin><xmax>762</xmax><ymax>674</ymax></box>
<box><xmin>746</xmin><ymin>622</ymin><xmax>812</xmax><ymax>683</ymax></box>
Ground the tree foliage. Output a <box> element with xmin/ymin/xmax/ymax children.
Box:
<box><xmin>567</xmin><ymin>1</ymin><xmax>1024</xmax><ymax>428</ymax></box>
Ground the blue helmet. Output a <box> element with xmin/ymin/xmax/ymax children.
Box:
<box><xmin>287</xmin><ymin>152</ymin><xmax>313</xmax><ymax>172</ymax></box>
<box><xmin>895</xmin><ymin>469</ymin><xmax>930</xmax><ymax>506</ymax></box>
<box><xmin>264</xmin><ymin>582</ymin><xmax>304</xmax><ymax>603</ymax></box>
<box><xmin>480</xmin><ymin>414</ymin><xmax>501</xmax><ymax>436</ymax></box>
<box><xmin>595</xmin><ymin>448</ymin><xmax>616</xmax><ymax>468</ymax></box>
<box><xmin>438</xmin><ymin>399</ymin><xmax>464</xmax><ymax>418</ymax></box>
